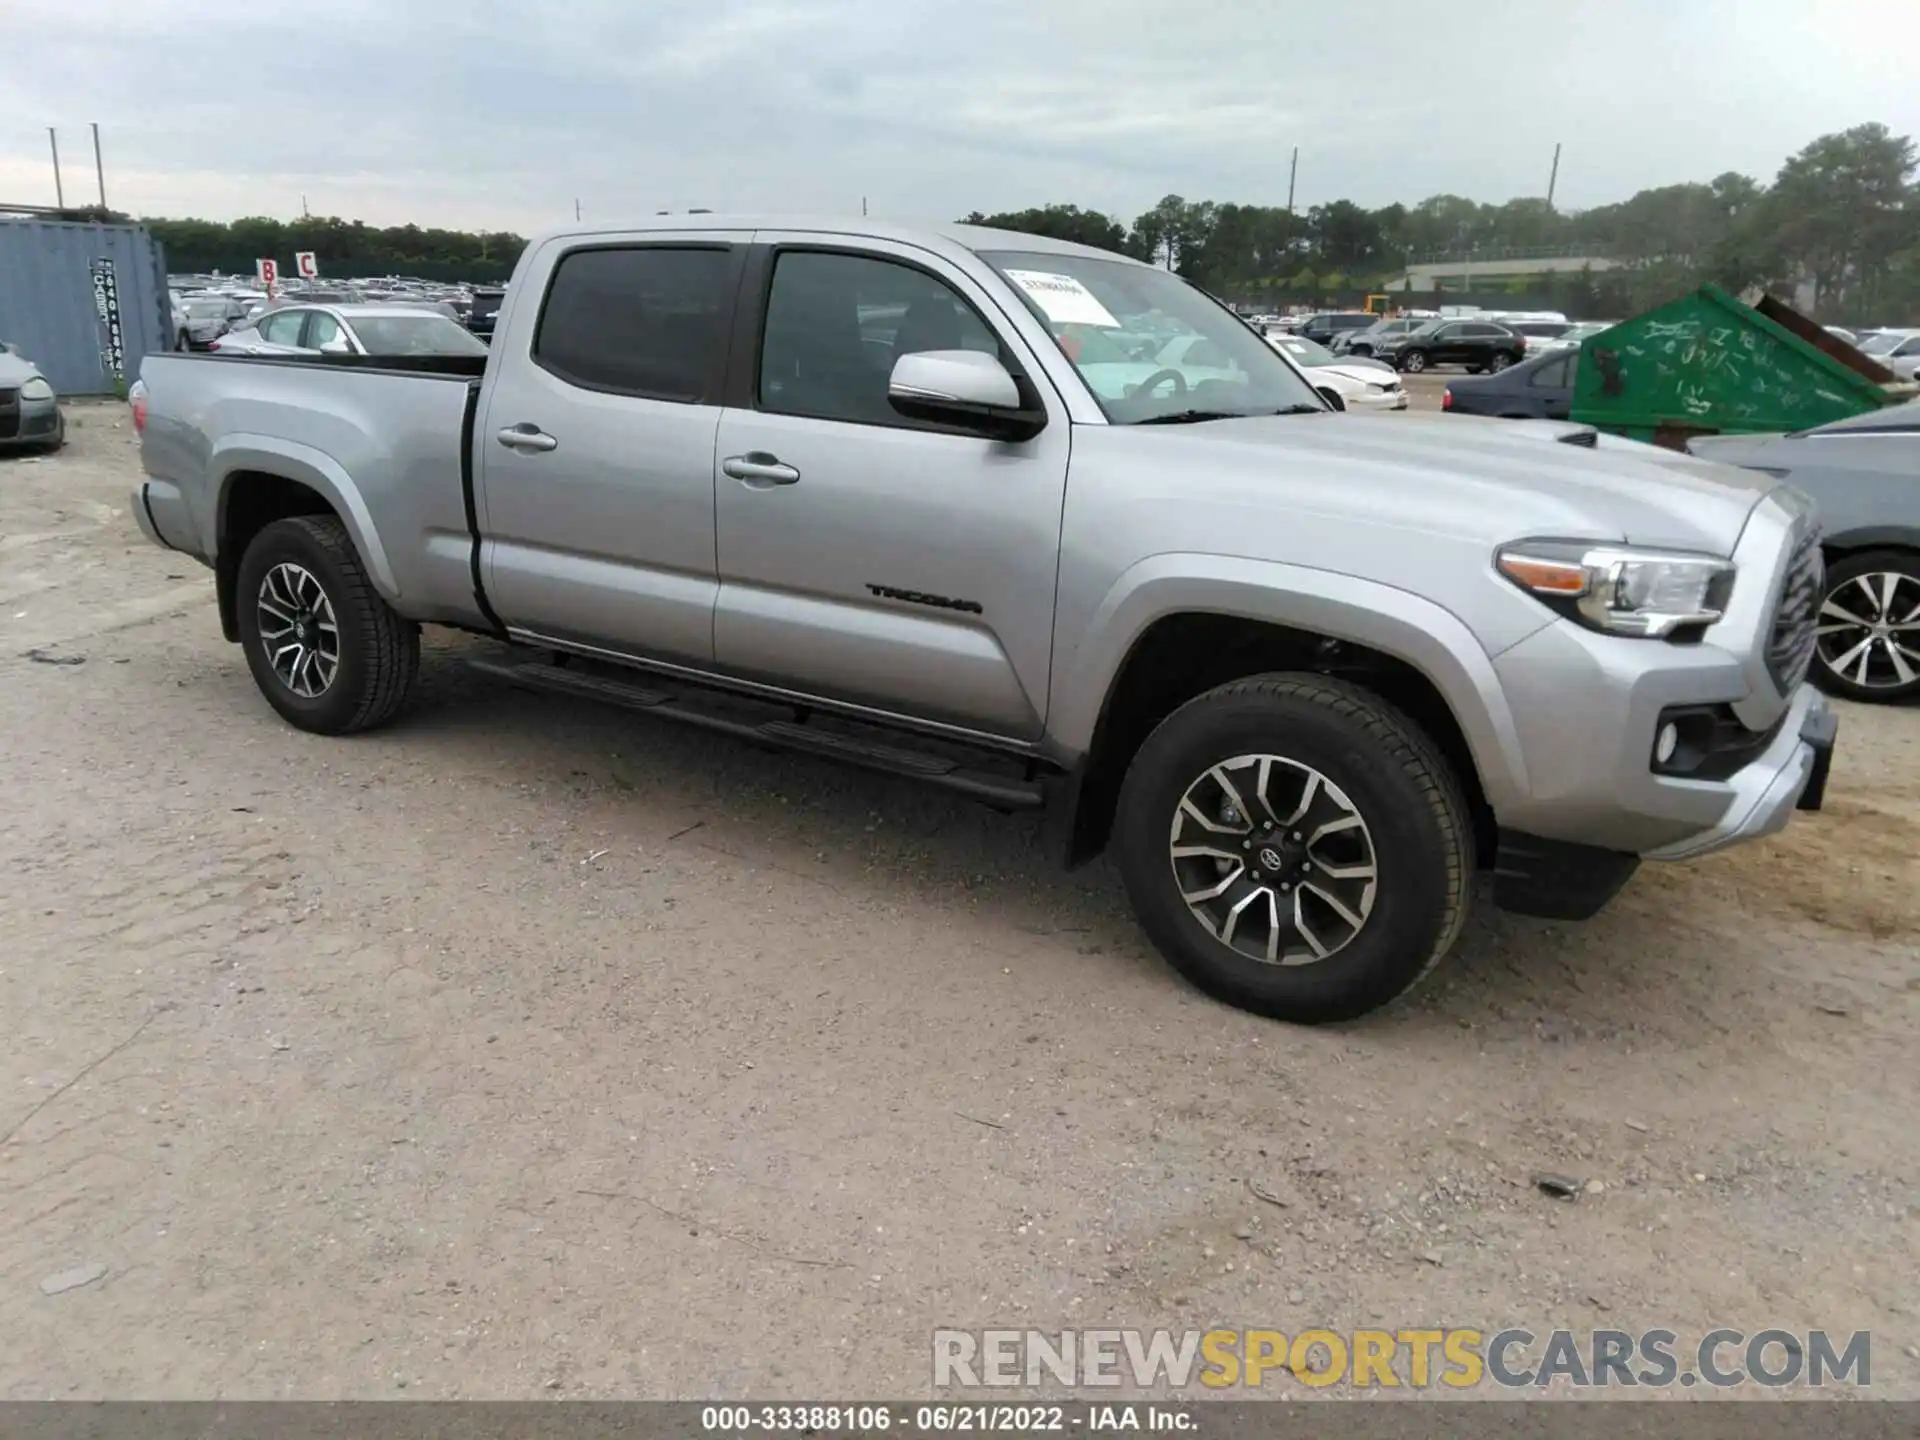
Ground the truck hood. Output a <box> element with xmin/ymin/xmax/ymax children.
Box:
<box><xmin>1104</xmin><ymin>412</ymin><xmax>1775</xmax><ymax>555</ymax></box>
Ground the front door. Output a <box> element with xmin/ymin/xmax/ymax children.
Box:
<box><xmin>479</xmin><ymin>235</ymin><xmax>745</xmax><ymax>664</ymax></box>
<box><xmin>711</xmin><ymin>239</ymin><xmax>1071</xmax><ymax>740</ymax></box>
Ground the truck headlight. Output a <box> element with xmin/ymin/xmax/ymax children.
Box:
<box><xmin>20</xmin><ymin>377</ymin><xmax>54</xmax><ymax>402</ymax></box>
<box><xmin>1496</xmin><ymin>540</ymin><xmax>1736</xmax><ymax>638</ymax></box>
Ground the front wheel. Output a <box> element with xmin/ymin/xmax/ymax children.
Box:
<box><xmin>1113</xmin><ymin>675</ymin><xmax>1475</xmax><ymax>1024</ymax></box>
<box><xmin>236</xmin><ymin>515</ymin><xmax>419</xmax><ymax>734</ymax></box>
<box><xmin>1487</xmin><ymin>352</ymin><xmax>1515</xmax><ymax>373</ymax></box>
<box><xmin>1812</xmin><ymin>551</ymin><xmax>1920</xmax><ymax>701</ymax></box>
<box><xmin>1399</xmin><ymin>350</ymin><xmax>1428</xmax><ymax>373</ymax></box>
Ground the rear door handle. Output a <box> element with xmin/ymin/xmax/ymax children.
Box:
<box><xmin>722</xmin><ymin>452</ymin><xmax>800</xmax><ymax>486</ymax></box>
<box><xmin>497</xmin><ymin>425</ymin><xmax>558</xmax><ymax>452</ymax></box>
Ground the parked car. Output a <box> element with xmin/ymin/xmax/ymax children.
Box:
<box><xmin>1441</xmin><ymin>349</ymin><xmax>1576</xmax><ymax>421</ymax></box>
<box><xmin>1297</xmin><ymin>311</ymin><xmax>1378</xmax><ymax>347</ymax></box>
<box><xmin>1266</xmin><ymin>333</ymin><xmax>1409</xmax><ymax>411</ymax></box>
<box><xmin>1333</xmin><ymin>317</ymin><xmax>1427</xmax><ymax>358</ymax></box>
<box><xmin>0</xmin><ymin>340</ymin><xmax>65</xmax><ymax>451</ymax></box>
<box><xmin>1378</xmin><ymin>318</ymin><xmax>1525</xmax><ymax>374</ymax></box>
<box><xmin>1508</xmin><ymin>320</ymin><xmax>1572</xmax><ymax>354</ymax></box>
<box><xmin>1686</xmin><ymin>399</ymin><xmax>1920</xmax><ymax>701</ymax></box>
<box><xmin>466</xmin><ymin>288</ymin><xmax>508</xmax><ymax>340</ymax></box>
<box><xmin>1529</xmin><ymin>320</ymin><xmax>1616</xmax><ymax>356</ymax></box>
<box><xmin>130</xmin><ymin>215</ymin><xmax>1834</xmax><ymax>1026</ymax></box>
<box><xmin>215</xmin><ymin>304</ymin><xmax>491</xmax><ymax>359</ymax></box>
<box><xmin>177</xmin><ymin>295</ymin><xmax>252</xmax><ymax>350</ymax></box>
<box><xmin>1856</xmin><ymin>328</ymin><xmax>1920</xmax><ymax>382</ymax></box>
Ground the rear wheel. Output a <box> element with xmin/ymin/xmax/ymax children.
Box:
<box><xmin>1812</xmin><ymin>551</ymin><xmax>1920</xmax><ymax>702</ymax></box>
<box><xmin>1488</xmin><ymin>352</ymin><xmax>1515</xmax><ymax>373</ymax></box>
<box><xmin>236</xmin><ymin>516</ymin><xmax>419</xmax><ymax>734</ymax></box>
<box><xmin>1112</xmin><ymin>674</ymin><xmax>1474</xmax><ymax>1024</ymax></box>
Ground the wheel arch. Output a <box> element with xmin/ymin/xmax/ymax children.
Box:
<box><xmin>213</xmin><ymin>440</ymin><xmax>397</xmax><ymax>642</ymax></box>
<box><xmin>1049</xmin><ymin>559</ymin><xmax>1530</xmax><ymax>868</ymax></box>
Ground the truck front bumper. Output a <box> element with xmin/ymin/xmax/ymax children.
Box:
<box><xmin>1642</xmin><ymin>685</ymin><xmax>1834</xmax><ymax>860</ymax></box>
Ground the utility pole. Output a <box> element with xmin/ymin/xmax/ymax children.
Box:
<box><xmin>1546</xmin><ymin>142</ymin><xmax>1562</xmax><ymax>210</ymax></box>
<box><xmin>91</xmin><ymin>122</ymin><xmax>106</xmax><ymax>208</ymax></box>
<box><xmin>574</xmin><ymin>198</ymin><xmax>582</xmax><ymax>221</ymax></box>
<box><xmin>47</xmin><ymin>128</ymin><xmax>64</xmax><ymax>208</ymax></box>
<box><xmin>1286</xmin><ymin>146</ymin><xmax>1298</xmax><ymax>213</ymax></box>
<box><xmin>302</xmin><ymin>194</ymin><xmax>311</xmax><ymax>219</ymax></box>
<box><xmin>861</xmin><ymin>196</ymin><xmax>868</xmax><ymax>217</ymax></box>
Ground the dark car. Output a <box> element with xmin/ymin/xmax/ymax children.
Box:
<box><xmin>1441</xmin><ymin>349</ymin><xmax>1576</xmax><ymax>420</ymax></box>
<box><xmin>1379</xmin><ymin>318</ymin><xmax>1525</xmax><ymax>374</ymax></box>
<box><xmin>1336</xmin><ymin>317</ymin><xmax>1428</xmax><ymax>357</ymax></box>
<box><xmin>466</xmin><ymin>289</ymin><xmax>508</xmax><ymax>340</ymax></box>
<box><xmin>1686</xmin><ymin>399</ymin><xmax>1920</xmax><ymax>703</ymax></box>
<box><xmin>1298</xmin><ymin>311</ymin><xmax>1378</xmax><ymax>346</ymax></box>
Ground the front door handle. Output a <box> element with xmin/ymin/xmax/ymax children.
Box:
<box><xmin>497</xmin><ymin>424</ymin><xmax>558</xmax><ymax>452</ymax></box>
<box><xmin>722</xmin><ymin>452</ymin><xmax>800</xmax><ymax>486</ymax></box>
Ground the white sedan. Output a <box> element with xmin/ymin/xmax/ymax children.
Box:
<box><xmin>1262</xmin><ymin>333</ymin><xmax>1409</xmax><ymax>412</ymax></box>
<box><xmin>213</xmin><ymin>303</ymin><xmax>490</xmax><ymax>359</ymax></box>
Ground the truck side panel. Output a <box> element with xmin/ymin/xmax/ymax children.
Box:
<box><xmin>139</xmin><ymin>355</ymin><xmax>487</xmax><ymax>629</ymax></box>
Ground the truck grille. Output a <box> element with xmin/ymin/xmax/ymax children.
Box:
<box><xmin>0</xmin><ymin>388</ymin><xmax>18</xmax><ymax>441</ymax></box>
<box><xmin>1767</xmin><ymin>524</ymin><xmax>1822</xmax><ymax>693</ymax></box>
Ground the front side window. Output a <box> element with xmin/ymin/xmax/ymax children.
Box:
<box><xmin>305</xmin><ymin>312</ymin><xmax>345</xmax><ymax>350</ymax></box>
<box><xmin>758</xmin><ymin>250</ymin><xmax>1003</xmax><ymax>427</ymax></box>
<box><xmin>981</xmin><ymin>249</ymin><xmax>1321</xmax><ymax>423</ymax></box>
<box><xmin>534</xmin><ymin>246</ymin><xmax>734</xmax><ymax>401</ymax></box>
<box><xmin>1530</xmin><ymin>356</ymin><xmax>1573</xmax><ymax>388</ymax></box>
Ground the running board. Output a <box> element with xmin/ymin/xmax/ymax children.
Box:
<box><xmin>467</xmin><ymin>655</ymin><xmax>1047</xmax><ymax>811</ymax></box>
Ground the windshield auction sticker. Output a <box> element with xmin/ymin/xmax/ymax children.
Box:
<box><xmin>1004</xmin><ymin>269</ymin><xmax>1121</xmax><ymax>329</ymax></box>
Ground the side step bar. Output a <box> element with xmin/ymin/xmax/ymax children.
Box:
<box><xmin>467</xmin><ymin>655</ymin><xmax>1047</xmax><ymax>811</ymax></box>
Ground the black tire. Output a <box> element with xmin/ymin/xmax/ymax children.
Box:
<box><xmin>1465</xmin><ymin>365</ymin><xmax>1485</xmax><ymax>375</ymax></box>
<box><xmin>1315</xmin><ymin>386</ymin><xmax>1347</xmax><ymax>412</ymax></box>
<box><xmin>235</xmin><ymin>515</ymin><xmax>419</xmax><ymax>734</ymax></box>
<box><xmin>1810</xmin><ymin>549</ymin><xmax>1920</xmax><ymax>702</ymax></box>
<box><xmin>1399</xmin><ymin>350</ymin><xmax>1428</xmax><ymax>373</ymax></box>
<box><xmin>1113</xmin><ymin>674</ymin><xmax>1475</xmax><ymax>1024</ymax></box>
<box><xmin>176</xmin><ymin>331</ymin><xmax>189</xmax><ymax>352</ymax></box>
<box><xmin>1488</xmin><ymin>352</ymin><xmax>1515</xmax><ymax>373</ymax></box>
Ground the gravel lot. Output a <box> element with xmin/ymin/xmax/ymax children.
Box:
<box><xmin>2</xmin><ymin>402</ymin><xmax>1917</xmax><ymax>1399</ymax></box>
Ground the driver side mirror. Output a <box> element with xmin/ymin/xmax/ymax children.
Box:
<box><xmin>888</xmin><ymin>350</ymin><xmax>1047</xmax><ymax>443</ymax></box>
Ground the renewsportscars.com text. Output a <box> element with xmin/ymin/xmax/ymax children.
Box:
<box><xmin>933</xmin><ymin>1327</ymin><xmax>1872</xmax><ymax>1390</ymax></box>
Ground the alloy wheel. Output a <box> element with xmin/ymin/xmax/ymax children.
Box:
<box><xmin>1816</xmin><ymin>571</ymin><xmax>1920</xmax><ymax>691</ymax></box>
<box><xmin>256</xmin><ymin>562</ymin><xmax>341</xmax><ymax>698</ymax></box>
<box><xmin>1167</xmin><ymin>753</ymin><xmax>1379</xmax><ymax>966</ymax></box>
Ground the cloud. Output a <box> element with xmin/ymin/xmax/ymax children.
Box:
<box><xmin>3</xmin><ymin>0</ymin><xmax>1916</xmax><ymax>232</ymax></box>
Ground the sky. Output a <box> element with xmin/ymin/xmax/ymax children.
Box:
<box><xmin>3</xmin><ymin>0</ymin><xmax>1917</xmax><ymax>236</ymax></box>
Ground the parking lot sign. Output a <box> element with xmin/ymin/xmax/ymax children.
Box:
<box><xmin>295</xmin><ymin>251</ymin><xmax>318</xmax><ymax>279</ymax></box>
<box><xmin>255</xmin><ymin>257</ymin><xmax>278</xmax><ymax>289</ymax></box>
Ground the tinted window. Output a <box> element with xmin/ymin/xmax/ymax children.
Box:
<box><xmin>1530</xmin><ymin>356</ymin><xmax>1572</xmax><ymax>388</ymax></box>
<box><xmin>759</xmin><ymin>250</ymin><xmax>1001</xmax><ymax>427</ymax></box>
<box><xmin>535</xmin><ymin>246</ymin><xmax>733</xmax><ymax>401</ymax></box>
<box><xmin>1462</xmin><ymin>324</ymin><xmax>1501</xmax><ymax>337</ymax></box>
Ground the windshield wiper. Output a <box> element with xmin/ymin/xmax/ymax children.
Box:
<box><xmin>1134</xmin><ymin>409</ymin><xmax>1254</xmax><ymax>425</ymax></box>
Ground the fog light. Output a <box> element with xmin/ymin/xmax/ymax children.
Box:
<box><xmin>1655</xmin><ymin>723</ymin><xmax>1679</xmax><ymax>765</ymax></box>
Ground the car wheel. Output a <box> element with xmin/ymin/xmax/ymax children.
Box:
<box><xmin>1314</xmin><ymin>386</ymin><xmax>1347</xmax><ymax>412</ymax></box>
<box><xmin>1488</xmin><ymin>352</ymin><xmax>1515</xmax><ymax>373</ymax></box>
<box><xmin>175</xmin><ymin>331</ymin><xmax>188</xmax><ymax>352</ymax></box>
<box><xmin>1399</xmin><ymin>350</ymin><xmax>1427</xmax><ymax>373</ymax></box>
<box><xmin>236</xmin><ymin>515</ymin><xmax>420</xmax><ymax>734</ymax></box>
<box><xmin>1112</xmin><ymin>674</ymin><xmax>1475</xmax><ymax>1024</ymax></box>
<box><xmin>1465</xmin><ymin>365</ymin><xmax>1485</xmax><ymax>375</ymax></box>
<box><xmin>1811</xmin><ymin>551</ymin><xmax>1920</xmax><ymax>702</ymax></box>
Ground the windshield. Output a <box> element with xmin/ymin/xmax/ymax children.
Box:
<box><xmin>1269</xmin><ymin>335</ymin><xmax>1338</xmax><ymax>368</ymax></box>
<box><xmin>344</xmin><ymin>315</ymin><xmax>490</xmax><ymax>356</ymax></box>
<box><xmin>980</xmin><ymin>250</ymin><xmax>1321</xmax><ymax>422</ymax></box>
<box><xmin>1859</xmin><ymin>332</ymin><xmax>1907</xmax><ymax>356</ymax></box>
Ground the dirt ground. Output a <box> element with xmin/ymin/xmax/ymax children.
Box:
<box><xmin>2</xmin><ymin>402</ymin><xmax>1916</xmax><ymax>1400</ymax></box>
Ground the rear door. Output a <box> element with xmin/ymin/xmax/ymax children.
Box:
<box><xmin>478</xmin><ymin>233</ymin><xmax>746</xmax><ymax>664</ymax></box>
<box><xmin>709</xmin><ymin>236</ymin><xmax>1071</xmax><ymax>740</ymax></box>
<box><xmin>1527</xmin><ymin>354</ymin><xmax>1574</xmax><ymax>418</ymax></box>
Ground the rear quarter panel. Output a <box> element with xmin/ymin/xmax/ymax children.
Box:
<box><xmin>140</xmin><ymin>355</ymin><xmax>484</xmax><ymax>625</ymax></box>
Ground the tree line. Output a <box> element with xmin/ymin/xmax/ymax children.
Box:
<box><xmin>961</xmin><ymin>123</ymin><xmax>1918</xmax><ymax>323</ymax></box>
<box><xmin>75</xmin><ymin>122</ymin><xmax>1918</xmax><ymax>321</ymax></box>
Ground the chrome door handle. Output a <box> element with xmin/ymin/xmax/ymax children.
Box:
<box><xmin>722</xmin><ymin>452</ymin><xmax>800</xmax><ymax>486</ymax></box>
<box><xmin>497</xmin><ymin>425</ymin><xmax>558</xmax><ymax>452</ymax></box>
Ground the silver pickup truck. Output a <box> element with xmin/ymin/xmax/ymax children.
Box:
<box><xmin>131</xmin><ymin>217</ymin><xmax>1836</xmax><ymax>1024</ymax></box>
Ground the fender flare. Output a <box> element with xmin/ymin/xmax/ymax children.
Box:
<box><xmin>212</xmin><ymin>434</ymin><xmax>401</xmax><ymax>601</ymax></box>
<box><xmin>1049</xmin><ymin>553</ymin><xmax>1534</xmax><ymax>814</ymax></box>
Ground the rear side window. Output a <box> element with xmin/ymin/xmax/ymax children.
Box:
<box><xmin>1530</xmin><ymin>356</ymin><xmax>1572</xmax><ymax>388</ymax></box>
<box><xmin>534</xmin><ymin>246</ymin><xmax>734</xmax><ymax>402</ymax></box>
